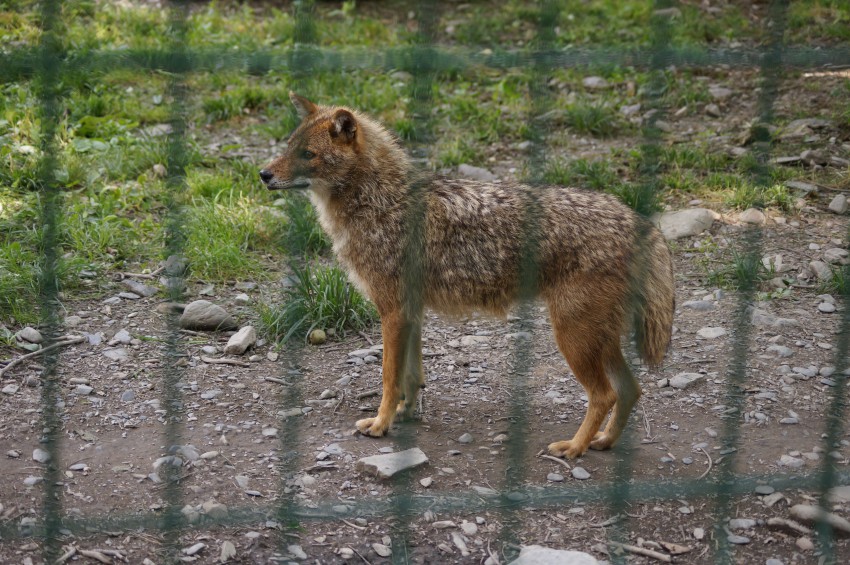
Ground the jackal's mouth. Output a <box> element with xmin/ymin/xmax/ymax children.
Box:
<box><xmin>270</xmin><ymin>179</ymin><xmax>311</xmax><ymax>190</ymax></box>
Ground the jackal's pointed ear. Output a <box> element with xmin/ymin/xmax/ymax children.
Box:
<box><xmin>289</xmin><ymin>91</ymin><xmax>317</xmax><ymax>119</ymax></box>
<box><xmin>330</xmin><ymin>109</ymin><xmax>357</xmax><ymax>142</ymax></box>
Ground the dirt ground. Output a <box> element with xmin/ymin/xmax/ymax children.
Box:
<box><xmin>3</xmin><ymin>26</ymin><xmax>850</xmax><ymax>565</ymax></box>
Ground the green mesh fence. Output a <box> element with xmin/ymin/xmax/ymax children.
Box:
<box><xmin>3</xmin><ymin>0</ymin><xmax>850</xmax><ymax>563</ymax></box>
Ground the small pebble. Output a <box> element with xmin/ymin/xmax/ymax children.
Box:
<box><xmin>547</xmin><ymin>473</ymin><xmax>564</xmax><ymax>482</ymax></box>
<box><xmin>571</xmin><ymin>467</ymin><xmax>590</xmax><ymax>480</ymax></box>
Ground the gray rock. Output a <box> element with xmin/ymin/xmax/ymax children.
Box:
<box><xmin>739</xmin><ymin>208</ymin><xmax>766</xmax><ymax>225</ymax></box>
<box><xmin>224</xmin><ymin>326</ymin><xmax>257</xmax><ymax>355</ymax></box>
<box><xmin>74</xmin><ymin>384</ymin><xmax>93</xmax><ymax>395</ymax></box>
<box><xmin>179</xmin><ymin>300</ymin><xmax>237</xmax><ymax>331</ymax></box>
<box><xmin>755</xmin><ymin>485</ymin><xmax>775</xmax><ymax>495</ymax></box>
<box><xmin>110</xmin><ymin>329</ymin><xmax>132</xmax><ymax>345</ymax></box>
<box><xmin>547</xmin><ymin>473</ymin><xmax>564</xmax><ymax>482</ymax></box>
<box><xmin>121</xmin><ymin>390</ymin><xmax>136</xmax><ymax>402</ymax></box>
<box><xmin>234</xmin><ymin>281</ymin><xmax>257</xmax><ymax>291</ymax></box>
<box><xmin>727</xmin><ymin>534</ymin><xmax>750</xmax><ymax>545</ymax></box>
<box><xmin>657</xmin><ymin>208</ymin><xmax>717</xmax><ymax>240</ymax></box>
<box><xmin>750</xmin><ymin>307</ymin><xmax>799</xmax><ymax>328</ymax></box>
<box><xmin>767</xmin><ymin>344</ymin><xmax>793</xmax><ymax>358</ymax></box>
<box><xmin>202</xmin><ymin>500</ymin><xmax>229</xmax><ymax>520</ymax></box>
<box><xmin>103</xmin><ymin>348</ymin><xmax>129</xmax><ymax>362</ymax></box>
<box><xmin>779</xmin><ymin>454</ymin><xmax>804</xmax><ymax>468</ymax></box>
<box><xmin>829</xmin><ymin>194</ymin><xmax>848</xmax><ymax>214</ymax></box>
<box><xmin>460</xmin><ymin>335</ymin><xmax>491</xmax><ymax>347</ymax></box>
<box><xmin>457</xmin><ymin>164</ymin><xmax>497</xmax><ymax>182</ymax></box>
<box><xmin>582</xmin><ymin>76</ymin><xmax>609</xmax><ymax>90</ymax></box>
<box><xmin>2</xmin><ymin>384</ymin><xmax>20</xmax><ymax>395</ymax></box>
<box><xmin>682</xmin><ymin>300</ymin><xmax>714</xmax><ymax>311</ymax></box>
<box><xmin>234</xmin><ymin>293</ymin><xmax>251</xmax><ymax>305</ymax></box>
<box><xmin>122</xmin><ymin>279</ymin><xmax>158</xmax><ymax>297</ymax></box>
<box><xmin>118</xmin><ymin>292</ymin><xmax>140</xmax><ymax>300</ymax></box>
<box><xmin>33</xmin><ymin>448</ymin><xmax>50</xmax><ymax>463</ymax></box>
<box><xmin>823</xmin><ymin>248</ymin><xmax>849</xmax><ymax>265</ymax></box>
<box><xmin>819</xmin><ymin>302</ymin><xmax>836</xmax><ymax>313</ymax></box>
<box><xmin>729</xmin><ymin>518</ymin><xmax>757</xmax><ymax>530</ymax></box>
<box><xmin>697</xmin><ymin>327</ymin><xmax>726</xmax><ymax>339</ymax></box>
<box><xmin>508</xmin><ymin>545</ymin><xmax>598</xmax><ymax>565</ymax></box>
<box><xmin>709</xmin><ymin>85</ymin><xmax>733</xmax><ymax>100</ymax></box>
<box><xmin>669</xmin><ymin>372</ymin><xmax>705</xmax><ymax>390</ymax></box>
<box><xmin>356</xmin><ymin>448</ymin><xmax>429</xmax><ymax>479</ymax></box>
<box><xmin>64</xmin><ymin>315</ymin><xmax>83</xmax><ymax>327</ymax></box>
<box><xmin>705</xmin><ymin>103</ymin><xmax>721</xmax><ymax>117</ymax></box>
<box><xmin>15</xmin><ymin>327</ymin><xmax>43</xmax><ymax>344</ymax></box>
<box><xmin>810</xmin><ymin>261</ymin><xmax>833</xmax><ymax>280</ymax></box>
<box><xmin>571</xmin><ymin>467</ymin><xmax>590</xmax><ymax>480</ymax></box>
<box><xmin>458</xmin><ymin>433</ymin><xmax>473</xmax><ymax>444</ymax></box>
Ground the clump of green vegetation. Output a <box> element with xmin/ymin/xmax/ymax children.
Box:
<box><xmin>280</xmin><ymin>193</ymin><xmax>331</xmax><ymax>257</ymax></box>
<box><xmin>706</xmin><ymin>249</ymin><xmax>770</xmax><ymax>290</ymax></box>
<box><xmin>725</xmin><ymin>183</ymin><xmax>794</xmax><ymax>212</ymax></box>
<box><xmin>257</xmin><ymin>263</ymin><xmax>377</xmax><ymax>343</ymax></box>
<box><xmin>563</xmin><ymin>102</ymin><xmax>621</xmax><ymax>137</ymax></box>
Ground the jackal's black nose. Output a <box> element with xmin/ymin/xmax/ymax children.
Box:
<box><xmin>259</xmin><ymin>169</ymin><xmax>273</xmax><ymax>183</ymax></box>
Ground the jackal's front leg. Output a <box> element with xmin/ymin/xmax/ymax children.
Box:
<box><xmin>356</xmin><ymin>310</ymin><xmax>405</xmax><ymax>437</ymax></box>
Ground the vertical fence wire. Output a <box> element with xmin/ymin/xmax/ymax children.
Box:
<box><xmin>33</xmin><ymin>0</ymin><xmax>64</xmax><ymax>561</ymax></box>
<box><xmin>386</xmin><ymin>1</ymin><xmax>440</xmax><ymax>562</ymax></box>
<box><xmin>273</xmin><ymin>0</ymin><xmax>316</xmax><ymax>552</ymax></box>
<box><xmin>711</xmin><ymin>1</ymin><xmax>787</xmax><ymax>561</ymax></box>
<box><xmin>159</xmin><ymin>0</ymin><xmax>192</xmax><ymax>558</ymax></box>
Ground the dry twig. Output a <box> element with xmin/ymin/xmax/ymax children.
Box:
<box><xmin>608</xmin><ymin>541</ymin><xmax>671</xmax><ymax>563</ymax></box>
<box><xmin>356</xmin><ymin>389</ymin><xmax>380</xmax><ymax>400</ymax></box>
<box><xmin>697</xmin><ymin>447</ymin><xmax>713</xmax><ymax>480</ymax></box>
<box><xmin>201</xmin><ymin>355</ymin><xmax>250</xmax><ymax>367</ymax></box>
<box><xmin>536</xmin><ymin>451</ymin><xmax>572</xmax><ymax>470</ymax></box>
<box><xmin>0</xmin><ymin>336</ymin><xmax>85</xmax><ymax>379</ymax></box>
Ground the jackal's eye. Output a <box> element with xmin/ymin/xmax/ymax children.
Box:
<box><xmin>302</xmin><ymin>150</ymin><xmax>315</xmax><ymax>160</ymax></box>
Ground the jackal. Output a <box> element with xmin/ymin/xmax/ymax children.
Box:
<box><xmin>260</xmin><ymin>93</ymin><xmax>674</xmax><ymax>458</ymax></box>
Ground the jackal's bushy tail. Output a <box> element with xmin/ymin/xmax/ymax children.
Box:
<box><xmin>632</xmin><ymin>226</ymin><xmax>675</xmax><ymax>368</ymax></box>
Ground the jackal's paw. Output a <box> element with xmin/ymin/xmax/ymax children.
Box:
<box><xmin>355</xmin><ymin>417</ymin><xmax>390</xmax><ymax>437</ymax></box>
<box><xmin>548</xmin><ymin>440</ymin><xmax>587</xmax><ymax>459</ymax></box>
<box><xmin>396</xmin><ymin>401</ymin><xmax>416</xmax><ymax>419</ymax></box>
<box><xmin>589</xmin><ymin>432</ymin><xmax>614</xmax><ymax>451</ymax></box>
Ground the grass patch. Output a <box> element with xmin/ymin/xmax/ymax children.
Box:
<box><xmin>257</xmin><ymin>263</ymin><xmax>377</xmax><ymax>343</ymax></box>
<box><xmin>278</xmin><ymin>193</ymin><xmax>331</xmax><ymax>257</ymax></box>
<box><xmin>725</xmin><ymin>183</ymin><xmax>794</xmax><ymax>212</ymax></box>
<box><xmin>563</xmin><ymin>102</ymin><xmax>620</xmax><ymax>137</ymax></box>
<box><xmin>706</xmin><ymin>249</ymin><xmax>770</xmax><ymax>290</ymax></box>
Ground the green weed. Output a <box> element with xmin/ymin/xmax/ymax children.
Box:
<box><xmin>257</xmin><ymin>263</ymin><xmax>376</xmax><ymax>343</ymax></box>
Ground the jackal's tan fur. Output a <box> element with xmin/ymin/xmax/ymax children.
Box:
<box><xmin>260</xmin><ymin>93</ymin><xmax>674</xmax><ymax>458</ymax></box>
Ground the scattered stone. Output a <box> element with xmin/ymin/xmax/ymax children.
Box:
<box><xmin>458</xmin><ymin>433</ymin><xmax>473</xmax><ymax>444</ymax></box>
<box><xmin>819</xmin><ymin>302</ymin><xmax>836</xmax><ymax>313</ymax></box>
<box><xmin>571</xmin><ymin>467</ymin><xmax>590</xmax><ymax>480</ymax></box>
<box><xmin>779</xmin><ymin>454</ymin><xmax>804</xmax><ymax>468</ymax></box>
<box><xmin>458</xmin><ymin>163</ymin><xmax>497</xmax><ymax>182</ymax></box>
<box><xmin>547</xmin><ymin>473</ymin><xmax>564</xmax><ymax>482</ymax></box>
<box><xmin>220</xmin><ymin>541</ymin><xmax>236</xmax><ymax>562</ymax></box>
<box><xmin>693</xmin><ymin>527</ymin><xmax>705</xmax><ymax>540</ymax></box>
<box><xmin>461</xmin><ymin>521</ymin><xmax>478</xmax><ymax>535</ymax></box>
<box><xmin>372</xmin><ymin>543</ymin><xmax>391</xmax><ymax>558</ymax></box>
<box><xmin>460</xmin><ymin>335</ymin><xmax>490</xmax><ymax>347</ymax></box>
<box><xmin>755</xmin><ymin>485</ymin><xmax>775</xmax><ymax>495</ymax></box>
<box><xmin>705</xmin><ymin>103</ymin><xmax>721</xmax><ymax>118</ymax></box>
<box><xmin>118</xmin><ymin>292</ymin><xmax>141</xmax><ymax>300</ymax></box>
<box><xmin>2</xmin><ymin>384</ymin><xmax>20</xmax><ymax>395</ymax></box>
<box><xmin>122</xmin><ymin>279</ymin><xmax>158</xmax><ymax>297</ymax></box>
<box><xmin>183</xmin><ymin>542</ymin><xmax>206</xmax><ymax>556</ymax></box>
<box><xmin>739</xmin><ymin>208</ymin><xmax>766</xmax><ymax>225</ymax></box>
<box><xmin>657</xmin><ymin>208</ymin><xmax>717</xmax><ymax>240</ymax></box>
<box><xmin>224</xmin><ymin>326</ymin><xmax>257</xmax><ymax>355</ymax></box>
<box><xmin>234</xmin><ymin>293</ymin><xmax>251</xmax><ymax>305</ymax></box>
<box><xmin>766</xmin><ymin>345</ymin><xmax>793</xmax><ymax>358</ymax></box>
<box><xmin>796</xmin><ymin>537</ymin><xmax>814</xmax><ymax>551</ymax></box>
<box><xmin>179</xmin><ymin>300</ymin><xmax>237</xmax><ymax>331</ymax></box>
<box><xmin>15</xmin><ymin>327</ymin><xmax>43</xmax><ymax>344</ymax></box>
<box><xmin>103</xmin><ymin>348</ymin><xmax>129</xmax><ymax>362</ymax></box>
<box><xmin>682</xmin><ymin>300</ymin><xmax>714</xmax><ymax>311</ymax></box>
<box><xmin>420</xmin><ymin>477</ymin><xmax>433</xmax><ymax>488</ymax></box>
<box><xmin>287</xmin><ymin>544</ymin><xmax>307</xmax><ymax>560</ymax></box>
<box><xmin>669</xmin><ymin>372</ymin><xmax>706</xmax><ymax>390</ymax></box>
<box><xmin>823</xmin><ymin>248</ymin><xmax>849</xmax><ymax>264</ymax></box>
<box><xmin>709</xmin><ymin>85</ymin><xmax>733</xmax><ymax>100</ymax></box>
<box><xmin>234</xmin><ymin>281</ymin><xmax>257</xmax><ymax>291</ymax></box>
<box><xmin>24</xmin><ymin>476</ymin><xmax>43</xmax><ymax>486</ymax></box>
<box><xmin>262</xmin><ymin>428</ymin><xmax>278</xmax><ymax>438</ymax></box>
<box><xmin>508</xmin><ymin>545</ymin><xmax>598</xmax><ymax>565</ymax></box>
<box><xmin>356</xmin><ymin>448</ymin><xmax>429</xmax><ymax>479</ymax></box>
<box><xmin>729</xmin><ymin>518</ymin><xmax>756</xmax><ymax>530</ymax></box>
<box><xmin>582</xmin><ymin>76</ymin><xmax>609</xmax><ymax>90</ymax></box>
<box><xmin>308</xmin><ymin>329</ymin><xmax>326</xmax><ymax>345</ymax></box>
<box><xmin>202</xmin><ymin>500</ymin><xmax>229</xmax><ymax>520</ymax></box>
<box><xmin>74</xmin><ymin>384</ymin><xmax>93</xmax><ymax>395</ymax></box>
<box><xmin>727</xmin><ymin>534</ymin><xmax>750</xmax><ymax>545</ymax></box>
<box><xmin>32</xmin><ymin>449</ymin><xmax>50</xmax><ymax>463</ymax></box>
<box><xmin>697</xmin><ymin>327</ymin><xmax>726</xmax><ymax>339</ymax></box>
<box><xmin>829</xmin><ymin>194</ymin><xmax>848</xmax><ymax>214</ymax></box>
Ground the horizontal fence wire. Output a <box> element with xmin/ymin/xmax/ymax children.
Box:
<box><xmin>2</xmin><ymin>45</ymin><xmax>850</xmax><ymax>82</ymax></box>
<box><xmin>6</xmin><ymin>0</ymin><xmax>850</xmax><ymax>562</ymax></box>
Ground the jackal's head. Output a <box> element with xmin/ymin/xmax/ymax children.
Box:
<box><xmin>259</xmin><ymin>92</ymin><xmax>361</xmax><ymax>192</ymax></box>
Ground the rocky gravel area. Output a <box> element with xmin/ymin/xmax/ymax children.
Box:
<box><xmin>2</xmin><ymin>194</ymin><xmax>850</xmax><ymax>564</ymax></box>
